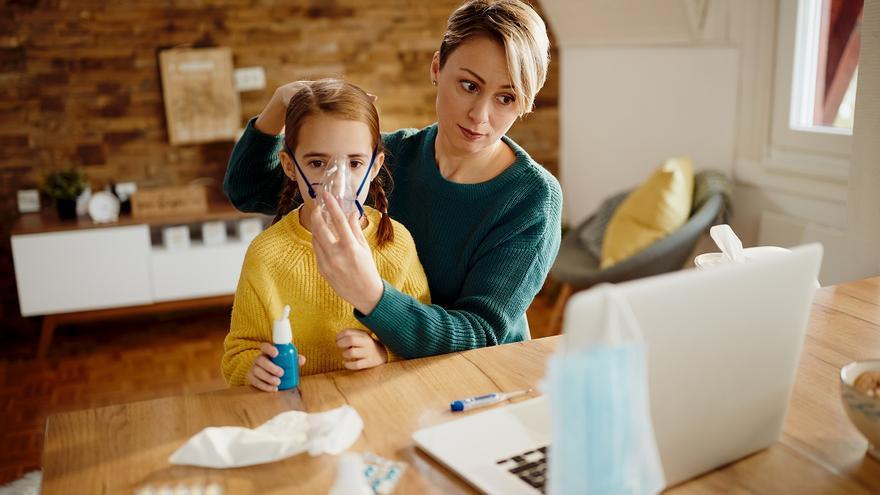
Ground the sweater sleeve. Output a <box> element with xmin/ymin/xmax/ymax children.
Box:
<box><xmin>222</xmin><ymin>273</ymin><xmax>271</xmax><ymax>386</ymax></box>
<box><xmin>357</xmin><ymin>195</ymin><xmax>561</xmax><ymax>359</ymax></box>
<box><xmin>379</xmin><ymin>244</ymin><xmax>432</xmax><ymax>362</ymax></box>
<box><xmin>223</xmin><ymin>117</ymin><xmax>287</xmax><ymax>215</ymax></box>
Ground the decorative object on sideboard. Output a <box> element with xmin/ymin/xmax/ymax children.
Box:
<box><xmin>16</xmin><ymin>189</ymin><xmax>40</xmax><ymax>213</ymax></box>
<box><xmin>87</xmin><ymin>191</ymin><xmax>121</xmax><ymax>224</ymax></box>
<box><xmin>131</xmin><ymin>185</ymin><xmax>208</xmax><ymax>218</ymax></box>
<box><xmin>112</xmin><ymin>181</ymin><xmax>138</xmax><ymax>214</ymax></box>
<box><xmin>202</xmin><ymin>220</ymin><xmax>227</xmax><ymax>245</ymax></box>
<box><xmin>162</xmin><ymin>225</ymin><xmax>191</xmax><ymax>250</ymax></box>
<box><xmin>42</xmin><ymin>169</ymin><xmax>88</xmax><ymax>220</ymax></box>
<box><xmin>237</xmin><ymin>217</ymin><xmax>264</xmax><ymax>243</ymax></box>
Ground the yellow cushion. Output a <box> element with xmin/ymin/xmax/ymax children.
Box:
<box><xmin>600</xmin><ymin>157</ymin><xmax>694</xmax><ymax>268</ymax></box>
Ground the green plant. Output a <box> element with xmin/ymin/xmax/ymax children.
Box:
<box><xmin>43</xmin><ymin>169</ymin><xmax>87</xmax><ymax>201</ymax></box>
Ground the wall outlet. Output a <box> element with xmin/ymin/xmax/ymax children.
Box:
<box><xmin>234</xmin><ymin>66</ymin><xmax>266</xmax><ymax>92</ymax></box>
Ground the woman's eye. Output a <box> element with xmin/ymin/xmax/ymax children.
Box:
<box><xmin>308</xmin><ymin>160</ymin><xmax>325</xmax><ymax>168</ymax></box>
<box><xmin>350</xmin><ymin>160</ymin><xmax>364</xmax><ymax>169</ymax></box>
<box><xmin>497</xmin><ymin>94</ymin><xmax>515</xmax><ymax>106</ymax></box>
<box><xmin>459</xmin><ymin>80</ymin><xmax>478</xmax><ymax>93</ymax></box>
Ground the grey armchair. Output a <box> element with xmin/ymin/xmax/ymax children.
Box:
<box><xmin>548</xmin><ymin>192</ymin><xmax>724</xmax><ymax>332</ymax></box>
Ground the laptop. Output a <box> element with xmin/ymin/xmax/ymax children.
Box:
<box><xmin>414</xmin><ymin>243</ymin><xmax>822</xmax><ymax>494</ymax></box>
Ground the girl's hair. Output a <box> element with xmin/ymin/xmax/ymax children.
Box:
<box><xmin>274</xmin><ymin>79</ymin><xmax>394</xmax><ymax>247</ymax></box>
<box><xmin>439</xmin><ymin>0</ymin><xmax>550</xmax><ymax>117</ymax></box>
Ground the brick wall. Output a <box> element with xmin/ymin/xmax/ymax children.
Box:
<box><xmin>0</xmin><ymin>1</ymin><xmax>558</xmax><ymax>334</ymax></box>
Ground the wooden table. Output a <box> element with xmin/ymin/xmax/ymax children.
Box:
<box><xmin>42</xmin><ymin>278</ymin><xmax>880</xmax><ymax>494</ymax></box>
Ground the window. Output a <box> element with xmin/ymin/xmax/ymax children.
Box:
<box><xmin>768</xmin><ymin>0</ymin><xmax>861</xmax><ymax>178</ymax></box>
<box><xmin>790</xmin><ymin>0</ymin><xmax>862</xmax><ymax>132</ymax></box>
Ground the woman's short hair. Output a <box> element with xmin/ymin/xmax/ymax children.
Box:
<box><xmin>439</xmin><ymin>0</ymin><xmax>550</xmax><ymax>116</ymax></box>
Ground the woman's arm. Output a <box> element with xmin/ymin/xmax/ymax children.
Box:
<box><xmin>223</xmin><ymin>118</ymin><xmax>286</xmax><ymax>215</ymax></box>
<box><xmin>360</xmin><ymin>216</ymin><xmax>560</xmax><ymax>358</ymax></box>
<box><xmin>311</xmin><ymin>186</ymin><xmax>562</xmax><ymax>359</ymax></box>
<box><xmin>223</xmin><ymin>83</ymin><xmax>313</xmax><ymax>214</ymax></box>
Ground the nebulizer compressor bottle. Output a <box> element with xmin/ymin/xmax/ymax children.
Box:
<box><xmin>271</xmin><ymin>305</ymin><xmax>299</xmax><ymax>390</ymax></box>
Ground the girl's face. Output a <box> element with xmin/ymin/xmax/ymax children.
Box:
<box><xmin>431</xmin><ymin>35</ymin><xmax>520</xmax><ymax>156</ymax></box>
<box><xmin>279</xmin><ymin>113</ymin><xmax>383</xmax><ymax>210</ymax></box>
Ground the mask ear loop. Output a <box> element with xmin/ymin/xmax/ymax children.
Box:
<box><xmin>353</xmin><ymin>148</ymin><xmax>378</xmax><ymax>219</ymax></box>
<box><xmin>283</xmin><ymin>143</ymin><xmax>317</xmax><ymax>199</ymax></box>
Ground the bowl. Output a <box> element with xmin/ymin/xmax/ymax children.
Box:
<box><xmin>840</xmin><ymin>360</ymin><xmax>880</xmax><ymax>460</ymax></box>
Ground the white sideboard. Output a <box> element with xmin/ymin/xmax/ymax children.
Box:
<box><xmin>9</xmin><ymin>205</ymin><xmax>268</xmax><ymax>356</ymax></box>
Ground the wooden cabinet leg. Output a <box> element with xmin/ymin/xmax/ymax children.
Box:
<box><xmin>38</xmin><ymin>315</ymin><xmax>57</xmax><ymax>359</ymax></box>
<box><xmin>549</xmin><ymin>282</ymin><xmax>573</xmax><ymax>336</ymax></box>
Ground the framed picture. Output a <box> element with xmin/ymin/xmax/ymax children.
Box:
<box><xmin>158</xmin><ymin>47</ymin><xmax>241</xmax><ymax>145</ymax></box>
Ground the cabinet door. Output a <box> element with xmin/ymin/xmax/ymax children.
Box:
<box><xmin>11</xmin><ymin>226</ymin><xmax>152</xmax><ymax>316</ymax></box>
<box><xmin>149</xmin><ymin>241</ymin><xmax>248</xmax><ymax>302</ymax></box>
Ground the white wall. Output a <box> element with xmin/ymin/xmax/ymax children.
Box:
<box><xmin>559</xmin><ymin>46</ymin><xmax>738</xmax><ymax>224</ymax></box>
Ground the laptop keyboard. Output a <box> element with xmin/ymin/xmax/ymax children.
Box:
<box><xmin>496</xmin><ymin>445</ymin><xmax>548</xmax><ymax>493</ymax></box>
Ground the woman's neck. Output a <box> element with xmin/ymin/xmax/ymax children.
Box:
<box><xmin>434</xmin><ymin>127</ymin><xmax>515</xmax><ymax>184</ymax></box>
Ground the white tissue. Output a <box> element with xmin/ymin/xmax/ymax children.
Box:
<box><xmin>168</xmin><ymin>405</ymin><xmax>363</xmax><ymax>468</ymax></box>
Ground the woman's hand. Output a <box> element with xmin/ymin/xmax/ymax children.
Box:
<box><xmin>254</xmin><ymin>82</ymin><xmax>379</xmax><ymax>135</ymax></box>
<box><xmin>311</xmin><ymin>191</ymin><xmax>385</xmax><ymax>315</ymax></box>
<box><xmin>254</xmin><ymin>81</ymin><xmax>313</xmax><ymax>135</ymax></box>
<box><xmin>247</xmin><ymin>342</ymin><xmax>307</xmax><ymax>392</ymax></box>
<box><xmin>336</xmin><ymin>329</ymin><xmax>388</xmax><ymax>370</ymax></box>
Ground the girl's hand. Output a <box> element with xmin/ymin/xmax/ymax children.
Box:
<box><xmin>254</xmin><ymin>81</ymin><xmax>377</xmax><ymax>135</ymax></box>
<box><xmin>311</xmin><ymin>191</ymin><xmax>385</xmax><ymax>315</ymax></box>
<box><xmin>246</xmin><ymin>342</ymin><xmax>307</xmax><ymax>392</ymax></box>
<box><xmin>336</xmin><ymin>329</ymin><xmax>389</xmax><ymax>370</ymax></box>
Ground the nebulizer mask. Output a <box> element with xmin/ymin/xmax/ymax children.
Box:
<box><xmin>285</xmin><ymin>144</ymin><xmax>377</xmax><ymax>237</ymax></box>
<box><xmin>316</xmin><ymin>155</ymin><xmax>362</xmax><ymax>220</ymax></box>
<box><xmin>545</xmin><ymin>284</ymin><xmax>665</xmax><ymax>495</ymax></box>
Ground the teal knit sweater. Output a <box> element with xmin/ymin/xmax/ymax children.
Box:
<box><xmin>224</xmin><ymin>118</ymin><xmax>562</xmax><ymax>358</ymax></box>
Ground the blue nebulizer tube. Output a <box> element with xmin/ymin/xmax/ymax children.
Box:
<box><xmin>271</xmin><ymin>305</ymin><xmax>299</xmax><ymax>390</ymax></box>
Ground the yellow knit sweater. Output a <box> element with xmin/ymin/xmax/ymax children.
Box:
<box><xmin>222</xmin><ymin>206</ymin><xmax>430</xmax><ymax>385</ymax></box>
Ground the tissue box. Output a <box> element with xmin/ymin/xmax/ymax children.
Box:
<box><xmin>238</xmin><ymin>218</ymin><xmax>264</xmax><ymax>243</ymax></box>
<box><xmin>162</xmin><ymin>225</ymin><xmax>191</xmax><ymax>250</ymax></box>
<box><xmin>202</xmin><ymin>221</ymin><xmax>227</xmax><ymax>245</ymax></box>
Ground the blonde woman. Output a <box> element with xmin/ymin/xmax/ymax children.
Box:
<box><xmin>224</xmin><ymin>0</ymin><xmax>561</xmax><ymax>360</ymax></box>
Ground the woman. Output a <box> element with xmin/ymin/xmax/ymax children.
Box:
<box><xmin>224</xmin><ymin>0</ymin><xmax>561</xmax><ymax>360</ymax></box>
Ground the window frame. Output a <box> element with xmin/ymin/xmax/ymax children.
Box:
<box><xmin>767</xmin><ymin>0</ymin><xmax>853</xmax><ymax>180</ymax></box>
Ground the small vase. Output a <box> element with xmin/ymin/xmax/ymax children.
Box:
<box><xmin>56</xmin><ymin>199</ymin><xmax>77</xmax><ymax>220</ymax></box>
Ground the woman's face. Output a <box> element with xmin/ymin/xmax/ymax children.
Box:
<box><xmin>431</xmin><ymin>35</ymin><xmax>520</xmax><ymax>156</ymax></box>
<box><xmin>279</xmin><ymin>113</ymin><xmax>383</xmax><ymax>210</ymax></box>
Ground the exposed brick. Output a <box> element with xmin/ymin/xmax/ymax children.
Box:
<box><xmin>0</xmin><ymin>47</ymin><xmax>25</xmax><ymax>72</ymax></box>
<box><xmin>104</xmin><ymin>129</ymin><xmax>143</xmax><ymax>146</ymax></box>
<box><xmin>76</xmin><ymin>144</ymin><xmax>105</xmax><ymax>166</ymax></box>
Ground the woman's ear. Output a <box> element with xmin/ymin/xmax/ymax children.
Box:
<box><xmin>278</xmin><ymin>150</ymin><xmax>297</xmax><ymax>181</ymax></box>
<box><xmin>430</xmin><ymin>51</ymin><xmax>440</xmax><ymax>85</ymax></box>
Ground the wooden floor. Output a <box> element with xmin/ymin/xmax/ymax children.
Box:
<box><xmin>0</xmin><ymin>292</ymin><xmax>559</xmax><ymax>484</ymax></box>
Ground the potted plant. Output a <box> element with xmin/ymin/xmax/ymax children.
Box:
<box><xmin>43</xmin><ymin>169</ymin><xmax>87</xmax><ymax>220</ymax></box>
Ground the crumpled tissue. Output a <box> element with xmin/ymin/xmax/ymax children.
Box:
<box><xmin>168</xmin><ymin>405</ymin><xmax>363</xmax><ymax>468</ymax></box>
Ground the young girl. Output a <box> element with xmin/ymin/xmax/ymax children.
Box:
<box><xmin>222</xmin><ymin>79</ymin><xmax>430</xmax><ymax>391</ymax></box>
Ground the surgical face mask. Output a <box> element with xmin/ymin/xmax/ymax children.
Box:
<box><xmin>545</xmin><ymin>286</ymin><xmax>665</xmax><ymax>495</ymax></box>
<box><xmin>284</xmin><ymin>143</ymin><xmax>378</xmax><ymax>219</ymax></box>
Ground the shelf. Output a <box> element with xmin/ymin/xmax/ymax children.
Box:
<box><xmin>11</xmin><ymin>202</ymin><xmax>269</xmax><ymax>236</ymax></box>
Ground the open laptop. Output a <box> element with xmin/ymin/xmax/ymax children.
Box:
<box><xmin>414</xmin><ymin>243</ymin><xmax>823</xmax><ymax>494</ymax></box>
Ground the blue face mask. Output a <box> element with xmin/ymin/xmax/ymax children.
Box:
<box><xmin>284</xmin><ymin>143</ymin><xmax>377</xmax><ymax>218</ymax></box>
<box><xmin>545</xmin><ymin>286</ymin><xmax>665</xmax><ymax>495</ymax></box>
